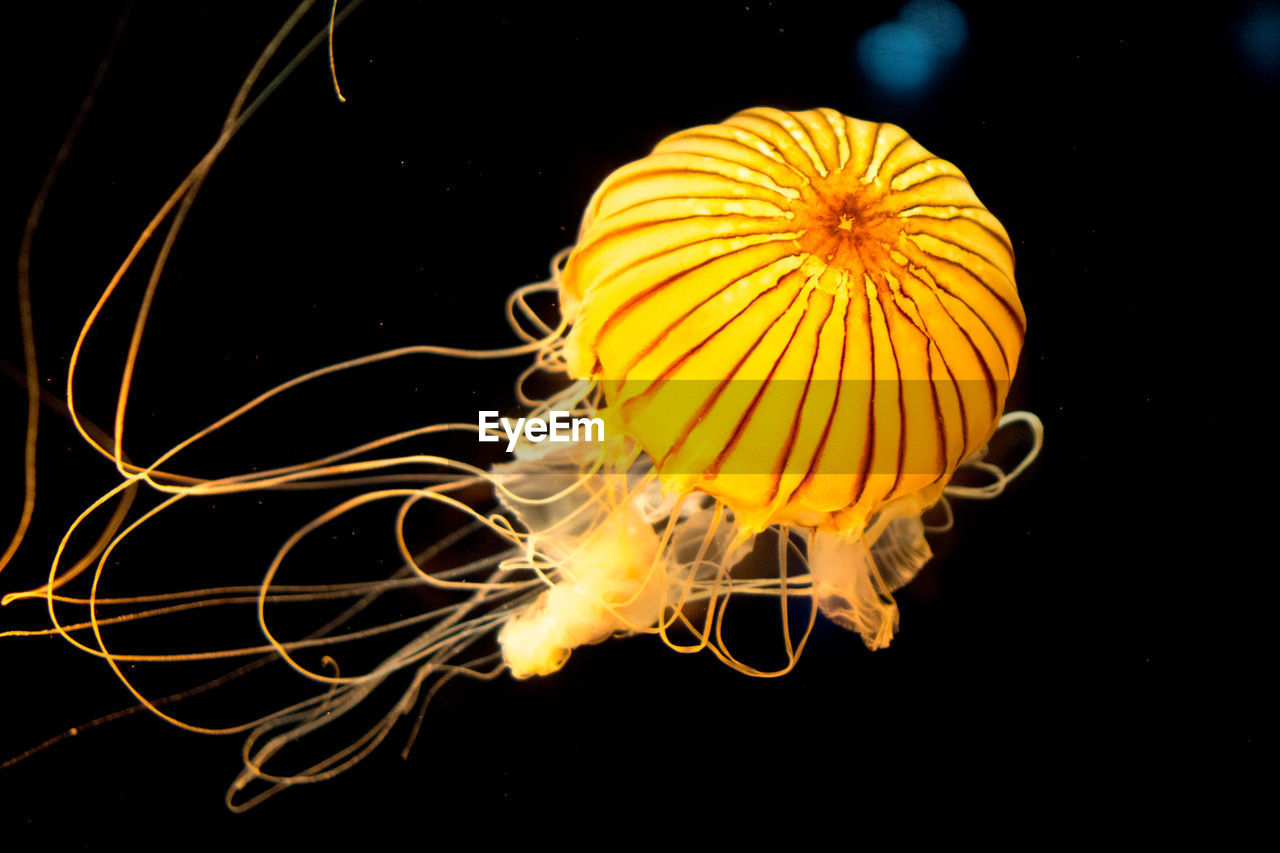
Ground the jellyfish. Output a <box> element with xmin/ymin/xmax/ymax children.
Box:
<box><xmin>1</xmin><ymin>5</ymin><xmax>1041</xmax><ymax>809</ymax></box>
<box><xmin>546</xmin><ymin>105</ymin><xmax>1043</xmax><ymax>656</ymax></box>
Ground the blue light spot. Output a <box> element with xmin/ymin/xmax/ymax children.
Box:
<box><xmin>858</xmin><ymin>22</ymin><xmax>937</xmax><ymax>94</ymax></box>
<box><xmin>1238</xmin><ymin>2</ymin><xmax>1280</xmax><ymax>79</ymax></box>
<box><xmin>855</xmin><ymin>1</ymin><xmax>970</xmax><ymax>101</ymax></box>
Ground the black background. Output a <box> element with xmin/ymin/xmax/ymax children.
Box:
<box><xmin>3</xmin><ymin>0</ymin><xmax>1271</xmax><ymax>842</ymax></box>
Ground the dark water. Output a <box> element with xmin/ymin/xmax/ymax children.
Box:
<box><xmin>3</xmin><ymin>0</ymin><xmax>1269</xmax><ymax>841</ymax></box>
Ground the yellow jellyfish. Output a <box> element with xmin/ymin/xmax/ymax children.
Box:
<box><xmin>1</xmin><ymin>5</ymin><xmax>1040</xmax><ymax>808</ymax></box>
<box><xmin>532</xmin><ymin>106</ymin><xmax>1042</xmax><ymax>655</ymax></box>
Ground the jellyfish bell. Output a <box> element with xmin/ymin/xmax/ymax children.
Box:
<box><xmin>561</xmin><ymin>107</ymin><xmax>1022</xmax><ymax>535</ymax></box>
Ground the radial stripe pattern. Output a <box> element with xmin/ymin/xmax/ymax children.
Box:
<box><xmin>560</xmin><ymin>108</ymin><xmax>1024</xmax><ymax>536</ymax></box>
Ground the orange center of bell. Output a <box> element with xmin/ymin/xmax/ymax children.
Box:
<box><xmin>792</xmin><ymin>175</ymin><xmax>898</xmax><ymax>281</ymax></box>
